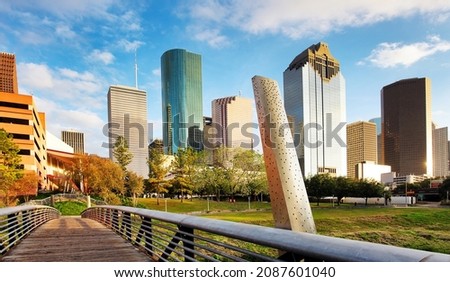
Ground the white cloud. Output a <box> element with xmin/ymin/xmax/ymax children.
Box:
<box><xmin>187</xmin><ymin>25</ymin><xmax>230</xmax><ymax>48</ymax></box>
<box><xmin>361</xmin><ymin>36</ymin><xmax>450</xmax><ymax>68</ymax></box>
<box><xmin>118</xmin><ymin>39</ymin><xmax>145</xmax><ymax>52</ymax></box>
<box><xmin>17</xmin><ymin>63</ymin><xmax>54</xmax><ymax>89</ymax></box>
<box><xmin>181</xmin><ymin>0</ymin><xmax>450</xmax><ymax>39</ymax></box>
<box><xmin>152</xmin><ymin>69</ymin><xmax>161</xmax><ymax>76</ymax></box>
<box><xmin>6</xmin><ymin>0</ymin><xmax>116</xmax><ymax>19</ymax></box>
<box><xmin>17</xmin><ymin>62</ymin><xmax>105</xmax><ymax>109</ymax></box>
<box><xmin>55</xmin><ymin>23</ymin><xmax>76</xmax><ymax>39</ymax></box>
<box><xmin>34</xmin><ymin>96</ymin><xmax>108</xmax><ymax>156</ymax></box>
<box><xmin>88</xmin><ymin>49</ymin><xmax>115</xmax><ymax>65</ymax></box>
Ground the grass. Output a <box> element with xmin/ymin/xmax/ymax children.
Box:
<box><xmin>53</xmin><ymin>201</ymin><xmax>87</xmax><ymax>216</ymax></box>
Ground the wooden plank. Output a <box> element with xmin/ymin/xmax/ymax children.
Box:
<box><xmin>0</xmin><ymin>217</ymin><xmax>151</xmax><ymax>262</ymax></box>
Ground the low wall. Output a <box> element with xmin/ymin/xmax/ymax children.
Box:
<box><xmin>342</xmin><ymin>196</ymin><xmax>416</xmax><ymax>205</ymax></box>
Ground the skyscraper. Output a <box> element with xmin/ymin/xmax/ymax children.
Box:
<box><xmin>0</xmin><ymin>52</ymin><xmax>18</xmax><ymax>94</ymax></box>
<box><xmin>0</xmin><ymin>52</ymin><xmax>47</xmax><ymax>191</ymax></box>
<box><xmin>211</xmin><ymin>95</ymin><xmax>253</xmax><ymax>149</ymax></box>
<box><xmin>161</xmin><ymin>49</ymin><xmax>203</xmax><ymax>154</ymax></box>
<box><xmin>283</xmin><ymin>42</ymin><xmax>346</xmax><ymax>177</ymax></box>
<box><xmin>346</xmin><ymin>121</ymin><xmax>377</xmax><ymax>178</ymax></box>
<box><xmin>107</xmin><ymin>85</ymin><xmax>148</xmax><ymax>178</ymax></box>
<box><xmin>432</xmin><ymin>125</ymin><xmax>448</xmax><ymax>178</ymax></box>
<box><xmin>369</xmin><ymin>117</ymin><xmax>382</xmax><ymax>164</ymax></box>
<box><xmin>61</xmin><ymin>130</ymin><xmax>85</xmax><ymax>154</ymax></box>
<box><xmin>381</xmin><ymin>78</ymin><xmax>432</xmax><ymax>176</ymax></box>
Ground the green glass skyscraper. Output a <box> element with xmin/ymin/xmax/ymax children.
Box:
<box><xmin>161</xmin><ymin>49</ymin><xmax>203</xmax><ymax>154</ymax></box>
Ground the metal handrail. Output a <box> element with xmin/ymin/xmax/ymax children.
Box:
<box><xmin>0</xmin><ymin>205</ymin><xmax>60</xmax><ymax>255</ymax></box>
<box><xmin>81</xmin><ymin>205</ymin><xmax>450</xmax><ymax>262</ymax></box>
<box><xmin>23</xmin><ymin>193</ymin><xmax>107</xmax><ymax>206</ymax></box>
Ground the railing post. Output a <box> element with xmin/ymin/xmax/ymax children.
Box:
<box><xmin>135</xmin><ymin>217</ymin><xmax>152</xmax><ymax>254</ymax></box>
<box><xmin>180</xmin><ymin>226</ymin><xmax>195</xmax><ymax>262</ymax></box>
<box><xmin>86</xmin><ymin>196</ymin><xmax>91</xmax><ymax>208</ymax></box>
<box><xmin>50</xmin><ymin>195</ymin><xmax>55</xmax><ymax>207</ymax></box>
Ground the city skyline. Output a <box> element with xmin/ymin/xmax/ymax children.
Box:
<box><xmin>1</xmin><ymin>1</ymin><xmax>450</xmax><ymax>156</ymax></box>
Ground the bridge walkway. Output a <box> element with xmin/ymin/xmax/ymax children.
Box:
<box><xmin>1</xmin><ymin>217</ymin><xmax>150</xmax><ymax>262</ymax></box>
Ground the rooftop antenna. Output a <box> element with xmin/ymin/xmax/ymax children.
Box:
<box><xmin>134</xmin><ymin>48</ymin><xmax>138</xmax><ymax>89</ymax></box>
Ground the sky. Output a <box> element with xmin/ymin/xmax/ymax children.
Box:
<box><xmin>1</xmin><ymin>0</ymin><xmax>450</xmax><ymax>156</ymax></box>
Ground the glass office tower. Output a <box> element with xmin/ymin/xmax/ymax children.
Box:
<box><xmin>283</xmin><ymin>42</ymin><xmax>347</xmax><ymax>177</ymax></box>
<box><xmin>161</xmin><ymin>49</ymin><xmax>203</xmax><ymax>154</ymax></box>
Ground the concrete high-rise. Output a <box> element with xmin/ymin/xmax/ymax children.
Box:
<box><xmin>161</xmin><ymin>49</ymin><xmax>203</xmax><ymax>154</ymax></box>
<box><xmin>107</xmin><ymin>85</ymin><xmax>148</xmax><ymax>178</ymax></box>
<box><xmin>211</xmin><ymin>96</ymin><xmax>253</xmax><ymax>149</ymax></box>
<box><xmin>61</xmin><ymin>130</ymin><xmax>85</xmax><ymax>154</ymax></box>
<box><xmin>0</xmin><ymin>52</ymin><xmax>18</xmax><ymax>94</ymax></box>
<box><xmin>0</xmin><ymin>52</ymin><xmax>47</xmax><ymax>191</ymax></box>
<box><xmin>381</xmin><ymin>78</ymin><xmax>432</xmax><ymax>176</ymax></box>
<box><xmin>369</xmin><ymin>117</ymin><xmax>382</xmax><ymax>164</ymax></box>
<box><xmin>346</xmin><ymin>121</ymin><xmax>377</xmax><ymax>179</ymax></box>
<box><xmin>283</xmin><ymin>42</ymin><xmax>346</xmax><ymax>177</ymax></box>
<box><xmin>432</xmin><ymin>125</ymin><xmax>448</xmax><ymax>178</ymax></box>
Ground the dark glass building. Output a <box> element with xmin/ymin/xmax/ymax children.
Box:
<box><xmin>381</xmin><ymin>78</ymin><xmax>432</xmax><ymax>176</ymax></box>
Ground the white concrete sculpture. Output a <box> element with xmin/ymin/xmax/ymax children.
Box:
<box><xmin>252</xmin><ymin>75</ymin><xmax>316</xmax><ymax>233</ymax></box>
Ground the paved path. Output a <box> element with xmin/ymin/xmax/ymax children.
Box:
<box><xmin>1</xmin><ymin>217</ymin><xmax>151</xmax><ymax>262</ymax></box>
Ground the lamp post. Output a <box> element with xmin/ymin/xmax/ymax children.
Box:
<box><xmin>405</xmin><ymin>178</ymin><xmax>408</xmax><ymax>206</ymax></box>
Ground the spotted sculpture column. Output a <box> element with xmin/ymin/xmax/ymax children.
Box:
<box><xmin>252</xmin><ymin>75</ymin><xmax>316</xmax><ymax>233</ymax></box>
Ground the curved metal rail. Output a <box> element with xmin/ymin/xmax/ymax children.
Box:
<box><xmin>82</xmin><ymin>206</ymin><xmax>450</xmax><ymax>262</ymax></box>
<box><xmin>0</xmin><ymin>205</ymin><xmax>60</xmax><ymax>255</ymax></box>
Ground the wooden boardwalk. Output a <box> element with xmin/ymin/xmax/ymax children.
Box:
<box><xmin>1</xmin><ymin>217</ymin><xmax>151</xmax><ymax>262</ymax></box>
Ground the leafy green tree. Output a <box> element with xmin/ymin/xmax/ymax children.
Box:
<box><xmin>333</xmin><ymin>176</ymin><xmax>354</xmax><ymax>206</ymax></box>
<box><xmin>0</xmin><ymin>129</ymin><xmax>23</xmax><ymax>206</ymax></box>
<box><xmin>148</xmin><ymin>148</ymin><xmax>171</xmax><ymax>205</ymax></box>
<box><xmin>233</xmin><ymin>150</ymin><xmax>268</xmax><ymax>201</ymax></box>
<box><xmin>305</xmin><ymin>174</ymin><xmax>334</xmax><ymax>206</ymax></box>
<box><xmin>356</xmin><ymin>179</ymin><xmax>384</xmax><ymax>205</ymax></box>
<box><xmin>113</xmin><ymin>136</ymin><xmax>133</xmax><ymax>172</ymax></box>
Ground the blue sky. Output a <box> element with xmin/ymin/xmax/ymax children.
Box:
<box><xmin>1</xmin><ymin>0</ymin><xmax>450</xmax><ymax>156</ymax></box>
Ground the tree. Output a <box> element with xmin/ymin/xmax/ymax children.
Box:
<box><xmin>233</xmin><ymin>150</ymin><xmax>268</xmax><ymax>201</ymax></box>
<box><xmin>113</xmin><ymin>136</ymin><xmax>133</xmax><ymax>172</ymax></box>
<box><xmin>7</xmin><ymin>172</ymin><xmax>39</xmax><ymax>204</ymax></box>
<box><xmin>439</xmin><ymin>177</ymin><xmax>450</xmax><ymax>201</ymax></box>
<box><xmin>70</xmin><ymin>154</ymin><xmax>125</xmax><ymax>204</ymax></box>
<box><xmin>333</xmin><ymin>176</ymin><xmax>354</xmax><ymax>206</ymax></box>
<box><xmin>357</xmin><ymin>179</ymin><xmax>384</xmax><ymax>205</ymax></box>
<box><xmin>170</xmin><ymin>148</ymin><xmax>200</xmax><ymax>202</ymax></box>
<box><xmin>0</xmin><ymin>129</ymin><xmax>23</xmax><ymax>206</ymax></box>
<box><xmin>148</xmin><ymin>148</ymin><xmax>171</xmax><ymax>205</ymax></box>
<box><xmin>126</xmin><ymin>171</ymin><xmax>144</xmax><ymax>207</ymax></box>
<box><xmin>305</xmin><ymin>174</ymin><xmax>334</xmax><ymax>206</ymax></box>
